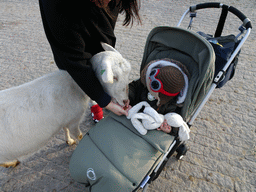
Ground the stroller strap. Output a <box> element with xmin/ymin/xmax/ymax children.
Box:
<box><xmin>215</xmin><ymin>4</ymin><xmax>229</xmax><ymax>37</ymax></box>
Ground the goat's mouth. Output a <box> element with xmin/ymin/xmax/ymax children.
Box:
<box><xmin>112</xmin><ymin>98</ymin><xmax>129</xmax><ymax>108</ymax></box>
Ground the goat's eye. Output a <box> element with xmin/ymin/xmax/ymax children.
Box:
<box><xmin>113</xmin><ymin>76</ymin><xmax>118</xmax><ymax>81</ymax></box>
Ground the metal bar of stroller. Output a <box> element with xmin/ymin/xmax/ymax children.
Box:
<box><xmin>188</xmin><ymin>27</ymin><xmax>251</xmax><ymax>126</ymax></box>
<box><xmin>141</xmin><ymin>140</ymin><xmax>177</xmax><ymax>192</ymax></box>
<box><xmin>177</xmin><ymin>2</ymin><xmax>252</xmax><ymax>29</ymax></box>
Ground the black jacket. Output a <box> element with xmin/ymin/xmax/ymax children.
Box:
<box><xmin>39</xmin><ymin>0</ymin><xmax>119</xmax><ymax>107</ymax></box>
<box><xmin>129</xmin><ymin>79</ymin><xmax>179</xmax><ymax>115</ymax></box>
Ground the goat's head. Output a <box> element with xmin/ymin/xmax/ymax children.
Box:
<box><xmin>91</xmin><ymin>43</ymin><xmax>131</xmax><ymax>107</ymax></box>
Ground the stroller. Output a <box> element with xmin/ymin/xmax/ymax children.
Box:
<box><xmin>69</xmin><ymin>3</ymin><xmax>252</xmax><ymax>192</ymax></box>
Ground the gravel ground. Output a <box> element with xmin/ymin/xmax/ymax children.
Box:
<box><xmin>0</xmin><ymin>0</ymin><xmax>255</xmax><ymax>191</ymax></box>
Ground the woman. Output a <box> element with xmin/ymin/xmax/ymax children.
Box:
<box><xmin>39</xmin><ymin>0</ymin><xmax>141</xmax><ymax>116</ymax></box>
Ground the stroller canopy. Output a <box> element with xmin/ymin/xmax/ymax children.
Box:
<box><xmin>140</xmin><ymin>27</ymin><xmax>215</xmax><ymax>120</ymax></box>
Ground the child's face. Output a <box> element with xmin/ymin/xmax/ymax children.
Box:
<box><xmin>157</xmin><ymin>119</ymin><xmax>171</xmax><ymax>133</ymax></box>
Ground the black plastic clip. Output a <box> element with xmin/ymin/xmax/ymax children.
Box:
<box><xmin>188</xmin><ymin>12</ymin><xmax>197</xmax><ymax>29</ymax></box>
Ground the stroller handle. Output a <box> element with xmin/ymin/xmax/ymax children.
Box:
<box><xmin>190</xmin><ymin>2</ymin><xmax>252</xmax><ymax>29</ymax></box>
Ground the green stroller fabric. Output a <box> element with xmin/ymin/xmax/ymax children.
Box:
<box><xmin>69</xmin><ymin>112</ymin><xmax>175</xmax><ymax>192</ymax></box>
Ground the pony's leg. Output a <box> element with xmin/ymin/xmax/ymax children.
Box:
<box><xmin>69</xmin><ymin>113</ymin><xmax>85</xmax><ymax>141</ymax></box>
<box><xmin>63</xmin><ymin>127</ymin><xmax>76</xmax><ymax>145</ymax></box>
<box><xmin>69</xmin><ymin>125</ymin><xmax>83</xmax><ymax>141</ymax></box>
<box><xmin>77</xmin><ymin>127</ymin><xmax>83</xmax><ymax>140</ymax></box>
<box><xmin>0</xmin><ymin>160</ymin><xmax>20</xmax><ymax>168</ymax></box>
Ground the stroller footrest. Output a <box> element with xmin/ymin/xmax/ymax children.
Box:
<box><xmin>70</xmin><ymin>113</ymin><xmax>174</xmax><ymax>191</ymax></box>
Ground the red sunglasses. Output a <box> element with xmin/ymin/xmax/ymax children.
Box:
<box><xmin>149</xmin><ymin>69</ymin><xmax>180</xmax><ymax>97</ymax></box>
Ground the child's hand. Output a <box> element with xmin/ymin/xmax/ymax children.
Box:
<box><xmin>157</xmin><ymin>119</ymin><xmax>172</xmax><ymax>133</ymax></box>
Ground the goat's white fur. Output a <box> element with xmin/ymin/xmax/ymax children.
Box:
<box><xmin>91</xmin><ymin>43</ymin><xmax>131</xmax><ymax>106</ymax></box>
<box><xmin>0</xmin><ymin>43</ymin><xmax>131</xmax><ymax>167</ymax></box>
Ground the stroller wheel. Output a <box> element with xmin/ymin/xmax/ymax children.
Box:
<box><xmin>176</xmin><ymin>144</ymin><xmax>187</xmax><ymax>160</ymax></box>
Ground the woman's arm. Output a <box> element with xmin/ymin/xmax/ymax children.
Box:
<box><xmin>39</xmin><ymin>0</ymin><xmax>119</xmax><ymax>107</ymax></box>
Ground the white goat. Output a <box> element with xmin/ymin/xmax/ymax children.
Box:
<box><xmin>0</xmin><ymin>43</ymin><xmax>131</xmax><ymax>168</ymax></box>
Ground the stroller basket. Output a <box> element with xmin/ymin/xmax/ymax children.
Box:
<box><xmin>69</xmin><ymin>2</ymin><xmax>251</xmax><ymax>192</ymax></box>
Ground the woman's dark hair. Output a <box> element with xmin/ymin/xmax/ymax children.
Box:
<box><xmin>119</xmin><ymin>0</ymin><xmax>141</xmax><ymax>26</ymax></box>
<box><xmin>107</xmin><ymin>0</ymin><xmax>141</xmax><ymax>26</ymax></box>
<box><xmin>93</xmin><ymin>0</ymin><xmax>141</xmax><ymax>26</ymax></box>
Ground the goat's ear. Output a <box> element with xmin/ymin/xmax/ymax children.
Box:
<box><xmin>101</xmin><ymin>42</ymin><xmax>122</xmax><ymax>56</ymax></box>
<box><xmin>100</xmin><ymin>59</ymin><xmax>114</xmax><ymax>84</ymax></box>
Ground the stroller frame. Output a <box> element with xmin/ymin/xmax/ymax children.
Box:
<box><xmin>69</xmin><ymin>2</ymin><xmax>252</xmax><ymax>192</ymax></box>
<box><xmin>141</xmin><ymin>2</ymin><xmax>252</xmax><ymax>191</ymax></box>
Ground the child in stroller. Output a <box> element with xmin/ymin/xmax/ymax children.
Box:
<box><xmin>129</xmin><ymin>58</ymin><xmax>189</xmax><ymax>114</ymax></box>
<box><xmin>127</xmin><ymin>58</ymin><xmax>191</xmax><ymax>139</ymax></box>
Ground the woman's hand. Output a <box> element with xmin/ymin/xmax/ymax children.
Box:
<box><xmin>105</xmin><ymin>101</ymin><xmax>131</xmax><ymax>116</ymax></box>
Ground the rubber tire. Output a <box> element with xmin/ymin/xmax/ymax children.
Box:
<box><xmin>176</xmin><ymin>144</ymin><xmax>187</xmax><ymax>160</ymax></box>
